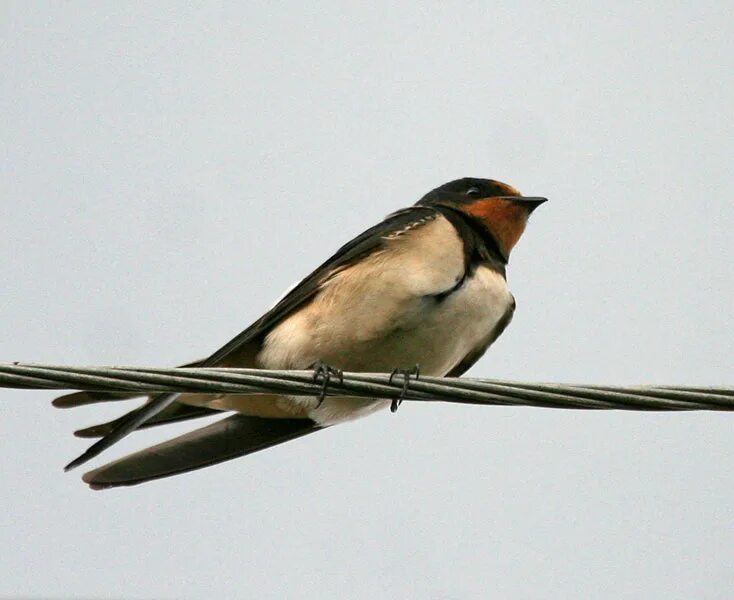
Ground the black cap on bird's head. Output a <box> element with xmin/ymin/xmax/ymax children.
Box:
<box><xmin>417</xmin><ymin>177</ymin><xmax>547</xmax><ymax>258</ymax></box>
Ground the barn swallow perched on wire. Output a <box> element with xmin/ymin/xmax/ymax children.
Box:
<box><xmin>54</xmin><ymin>177</ymin><xmax>546</xmax><ymax>488</ymax></box>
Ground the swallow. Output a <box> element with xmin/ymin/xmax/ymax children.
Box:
<box><xmin>54</xmin><ymin>177</ymin><xmax>546</xmax><ymax>488</ymax></box>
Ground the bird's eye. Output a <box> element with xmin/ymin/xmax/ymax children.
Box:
<box><xmin>466</xmin><ymin>187</ymin><xmax>481</xmax><ymax>197</ymax></box>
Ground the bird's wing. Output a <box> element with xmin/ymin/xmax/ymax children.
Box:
<box><xmin>203</xmin><ymin>206</ymin><xmax>440</xmax><ymax>366</ymax></box>
<box><xmin>445</xmin><ymin>295</ymin><xmax>515</xmax><ymax>377</ymax></box>
<box><xmin>81</xmin><ymin>415</ymin><xmax>321</xmax><ymax>489</ymax></box>
<box><xmin>64</xmin><ymin>206</ymin><xmax>441</xmax><ymax>471</ymax></box>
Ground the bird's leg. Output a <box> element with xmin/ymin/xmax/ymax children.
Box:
<box><xmin>310</xmin><ymin>361</ymin><xmax>343</xmax><ymax>406</ymax></box>
<box><xmin>388</xmin><ymin>364</ymin><xmax>420</xmax><ymax>413</ymax></box>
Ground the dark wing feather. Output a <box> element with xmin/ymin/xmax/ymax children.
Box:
<box><xmin>65</xmin><ymin>206</ymin><xmax>439</xmax><ymax>470</ymax></box>
<box><xmin>82</xmin><ymin>415</ymin><xmax>321</xmax><ymax>490</ymax></box>
<box><xmin>53</xmin><ymin>390</ymin><xmax>140</xmax><ymax>409</ymax></box>
<box><xmin>74</xmin><ymin>402</ymin><xmax>219</xmax><ymax>438</ymax></box>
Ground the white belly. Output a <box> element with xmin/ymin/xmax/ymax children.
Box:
<box><xmin>258</xmin><ymin>264</ymin><xmax>513</xmax><ymax>425</ymax></box>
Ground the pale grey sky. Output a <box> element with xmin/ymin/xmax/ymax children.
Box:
<box><xmin>1</xmin><ymin>2</ymin><xmax>733</xmax><ymax>599</ymax></box>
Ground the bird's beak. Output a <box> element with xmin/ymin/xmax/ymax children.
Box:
<box><xmin>500</xmin><ymin>196</ymin><xmax>548</xmax><ymax>214</ymax></box>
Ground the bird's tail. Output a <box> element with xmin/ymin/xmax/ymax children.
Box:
<box><xmin>72</xmin><ymin>401</ymin><xmax>219</xmax><ymax>438</ymax></box>
<box><xmin>81</xmin><ymin>414</ymin><xmax>322</xmax><ymax>489</ymax></box>
<box><xmin>53</xmin><ymin>384</ymin><xmax>221</xmax><ymax>437</ymax></box>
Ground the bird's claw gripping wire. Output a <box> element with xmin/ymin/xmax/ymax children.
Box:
<box><xmin>310</xmin><ymin>361</ymin><xmax>343</xmax><ymax>406</ymax></box>
<box><xmin>389</xmin><ymin>364</ymin><xmax>420</xmax><ymax>413</ymax></box>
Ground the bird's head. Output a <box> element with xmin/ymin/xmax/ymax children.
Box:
<box><xmin>416</xmin><ymin>177</ymin><xmax>546</xmax><ymax>260</ymax></box>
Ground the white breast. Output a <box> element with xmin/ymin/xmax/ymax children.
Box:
<box><xmin>410</xmin><ymin>265</ymin><xmax>513</xmax><ymax>375</ymax></box>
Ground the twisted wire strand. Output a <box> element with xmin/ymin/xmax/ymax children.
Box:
<box><xmin>1</xmin><ymin>363</ymin><xmax>733</xmax><ymax>412</ymax></box>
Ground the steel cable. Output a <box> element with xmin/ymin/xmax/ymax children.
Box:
<box><xmin>1</xmin><ymin>363</ymin><xmax>733</xmax><ymax>412</ymax></box>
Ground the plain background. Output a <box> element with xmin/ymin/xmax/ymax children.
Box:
<box><xmin>1</xmin><ymin>2</ymin><xmax>732</xmax><ymax>599</ymax></box>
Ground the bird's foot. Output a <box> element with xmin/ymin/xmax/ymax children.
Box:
<box><xmin>389</xmin><ymin>364</ymin><xmax>420</xmax><ymax>413</ymax></box>
<box><xmin>310</xmin><ymin>361</ymin><xmax>343</xmax><ymax>406</ymax></box>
